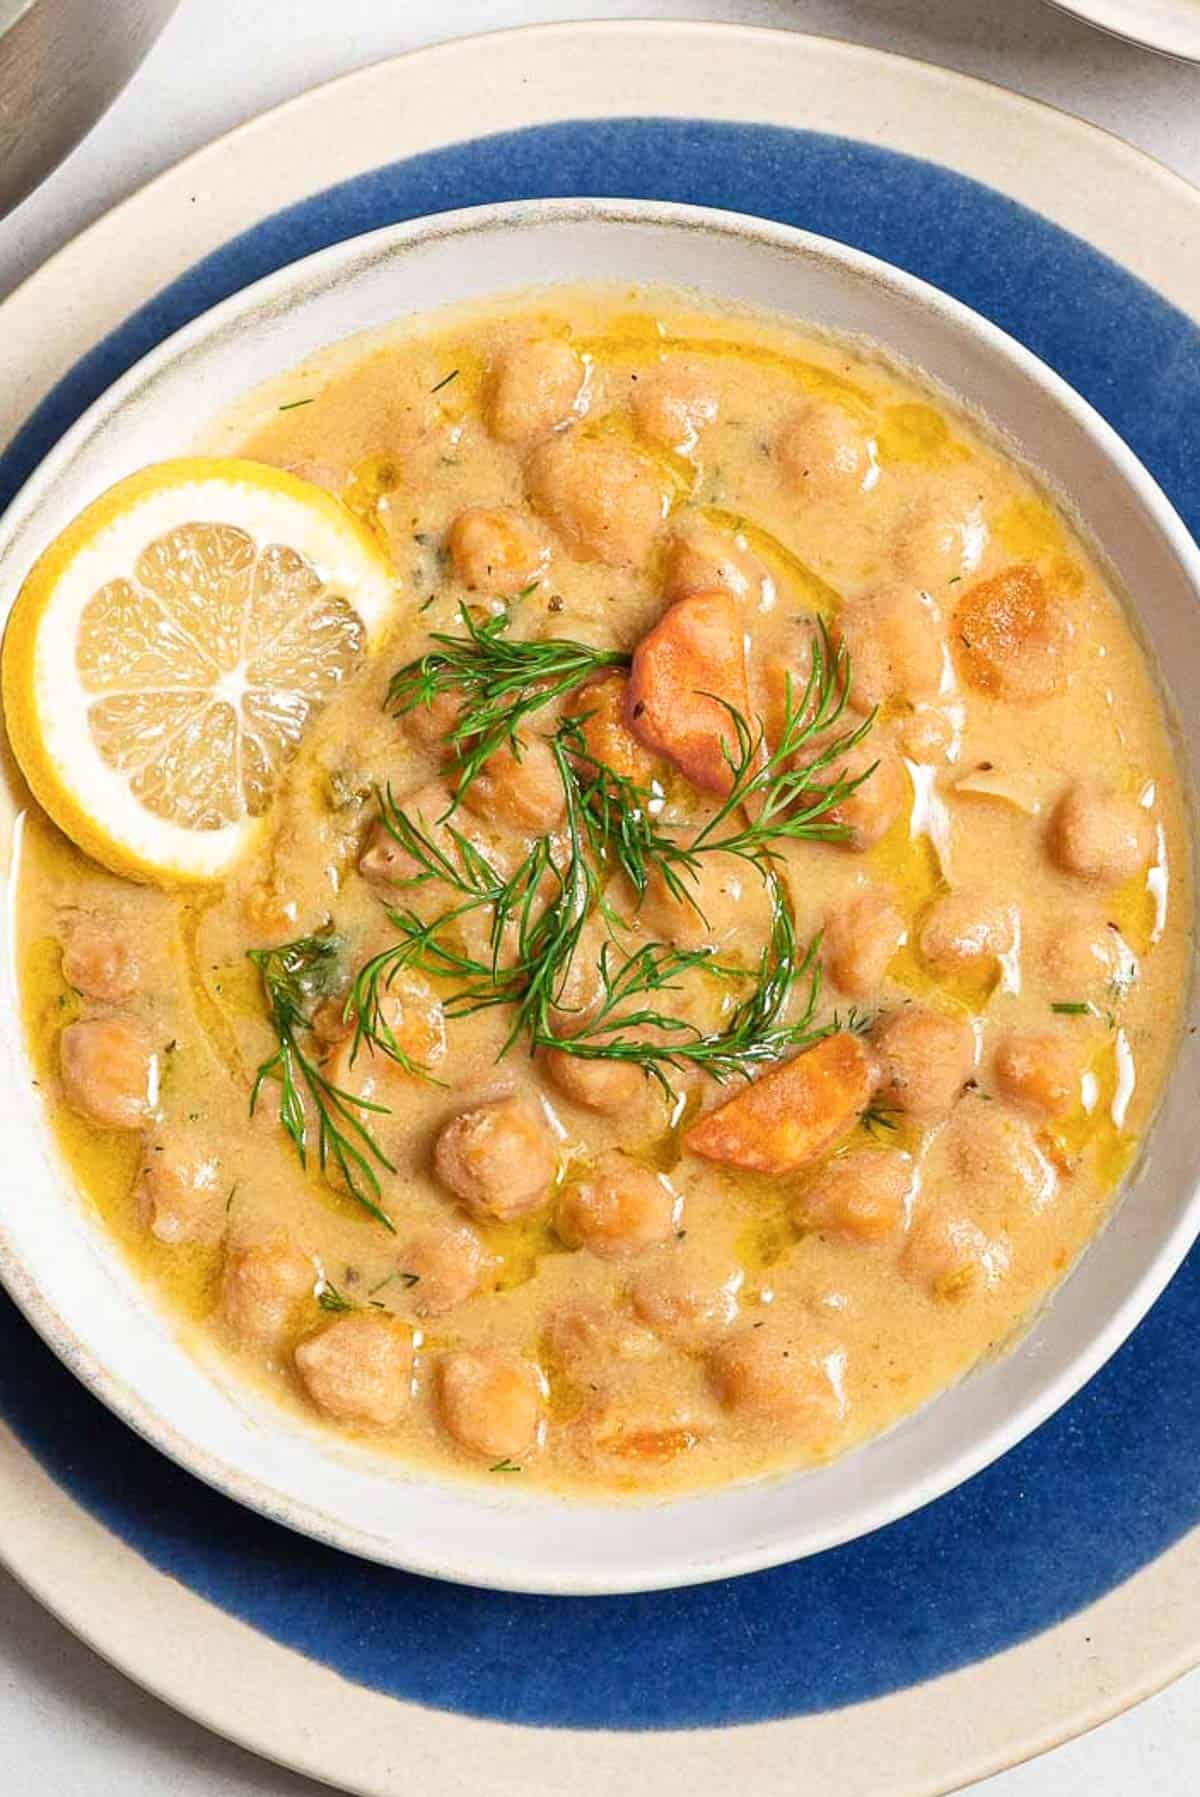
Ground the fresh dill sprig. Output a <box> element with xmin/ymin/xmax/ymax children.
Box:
<box><xmin>687</xmin><ymin>620</ymin><xmax>876</xmax><ymax>863</ymax></box>
<box><xmin>351</xmin><ymin>612</ymin><xmax>875</xmax><ymax>1100</ymax></box>
<box><xmin>531</xmin><ymin>865</ymin><xmax>828</xmax><ymax>1092</ymax></box>
<box><xmin>347</xmin><ymin>783</ymin><xmax>550</xmax><ymax>1034</ymax></box>
<box><xmin>555</xmin><ymin>711</ymin><xmax>698</xmax><ymax>905</ymax></box>
<box><xmin>248</xmin><ymin>932</ymin><xmax>396</xmax><ymax>1231</ymax></box>
<box><xmin>387</xmin><ymin>606</ymin><xmax>627</xmax><ymax>798</ymax></box>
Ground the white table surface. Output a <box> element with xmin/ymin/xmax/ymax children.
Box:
<box><xmin>2</xmin><ymin>0</ymin><xmax>1199</xmax><ymax>1790</ymax></box>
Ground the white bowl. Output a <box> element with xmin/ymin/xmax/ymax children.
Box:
<box><xmin>1046</xmin><ymin>0</ymin><xmax>1200</xmax><ymax>60</ymax></box>
<box><xmin>0</xmin><ymin>199</ymin><xmax>1197</xmax><ymax>1595</ymax></box>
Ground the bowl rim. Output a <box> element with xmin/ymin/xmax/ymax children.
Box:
<box><xmin>1044</xmin><ymin>0</ymin><xmax>1200</xmax><ymax>63</ymax></box>
<box><xmin>1</xmin><ymin>193</ymin><xmax>1198</xmax><ymax>1594</ymax></box>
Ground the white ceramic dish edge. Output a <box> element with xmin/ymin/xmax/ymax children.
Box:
<box><xmin>0</xmin><ymin>197</ymin><xmax>1197</xmax><ymax>1595</ymax></box>
<box><xmin>1046</xmin><ymin>0</ymin><xmax>1200</xmax><ymax>62</ymax></box>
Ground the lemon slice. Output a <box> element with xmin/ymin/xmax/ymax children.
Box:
<box><xmin>2</xmin><ymin>457</ymin><xmax>397</xmax><ymax>883</ymax></box>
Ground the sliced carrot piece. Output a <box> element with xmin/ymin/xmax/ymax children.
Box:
<box><xmin>685</xmin><ymin>1032</ymin><xmax>875</xmax><ymax>1174</ymax></box>
<box><xmin>626</xmin><ymin>587</ymin><xmax>751</xmax><ymax>794</ymax></box>
<box><xmin>596</xmin><ymin>1426</ymin><xmax>705</xmax><ymax>1462</ymax></box>
<box><xmin>953</xmin><ymin>563</ymin><xmax>1075</xmax><ymax>702</ymax></box>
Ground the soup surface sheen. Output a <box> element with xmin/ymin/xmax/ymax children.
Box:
<box><xmin>17</xmin><ymin>285</ymin><xmax>1191</xmax><ymax>1498</ymax></box>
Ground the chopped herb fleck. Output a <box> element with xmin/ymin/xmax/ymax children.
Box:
<box><xmin>489</xmin><ymin>1457</ymin><xmax>522</xmax><ymax>1473</ymax></box>
<box><xmin>430</xmin><ymin>369</ymin><xmax>460</xmax><ymax>394</ymax></box>
<box><xmin>861</xmin><ymin>1102</ymin><xmax>900</xmax><ymax>1139</ymax></box>
<box><xmin>278</xmin><ymin>397</ymin><xmax>315</xmax><ymax>412</ymax></box>
<box><xmin>318</xmin><ymin>1282</ymin><xmax>354</xmax><ymax>1314</ymax></box>
<box><xmin>1051</xmin><ymin>1001</ymin><xmax>1092</xmax><ymax>1016</ymax></box>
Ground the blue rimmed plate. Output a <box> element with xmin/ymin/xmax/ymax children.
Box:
<box><xmin>0</xmin><ymin>22</ymin><xmax>1198</xmax><ymax>1795</ymax></box>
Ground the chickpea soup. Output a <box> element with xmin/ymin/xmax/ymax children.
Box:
<box><xmin>14</xmin><ymin>285</ymin><xmax>1191</xmax><ymax>1498</ymax></box>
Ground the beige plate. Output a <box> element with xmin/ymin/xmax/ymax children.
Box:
<box><xmin>1</xmin><ymin>20</ymin><xmax>1199</xmax><ymax>1795</ymax></box>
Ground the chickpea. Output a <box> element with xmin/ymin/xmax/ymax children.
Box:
<box><xmin>403</xmin><ymin>688</ymin><xmax>464</xmax><ymax>758</ymax></box>
<box><xmin>486</xmin><ymin>337</ymin><xmax>586</xmax><ymax>443</ymax></box>
<box><xmin>294</xmin><ymin>1313</ymin><xmax>413</xmax><ymax>1427</ymax></box>
<box><xmin>358</xmin><ymin>784</ymin><xmax>452</xmax><ymax>887</ymax></box>
<box><xmin>662</xmin><ymin>516</ymin><xmax>767</xmax><ymax>606</ymax></box>
<box><xmin>901</xmin><ymin>1206</ymin><xmax>1011</xmax><ymax>1301</ymax></box>
<box><xmin>824</xmin><ymin>888</ymin><xmax>906</xmax><ymax>998</ymax></box>
<box><xmin>373</xmin><ymin>979</ymin><xmax>446</xmax><ymax>1074</ymax></box>
<box><xmin>776</xmin><ymin>400</ymin><xmax>875</xmax><ymax>502</ymax></box>
<box><xmin>953</xmin><ymin>564</ymin><xmax>1075</xmax><ymax>702</ymax></box>
<box><xmin>61</xmin><ymin>920</ymin><xmax>140</xmax><ymax>1002</ymax></box>
<box><xmin>310</xmin><ymin>994</ymin><xmax>353</xmax><ymax>1049</ymax></box>
<box><xmin>637</xmin><ymin>849</ymin><xmax>761</xmax><ymax>952</ymax></box>
<box><xmin>993</xmin><ymin>1030</ymin><xmax>1080</xmax><ymax>1119</ymax></box>
<box><xmin>893</xmin><ymin>479</ymin><xmax>989</xmax><ymax>589</ymax></box>
<box><xmin>827</xmin><ymin>736</ymin><xmax>907</xmax><ymax>850</ymax></box>
<box><xmin>59</xmin><ymin>1017</ymin><xmax>155</xmax><ymax>1130</ymax></box>
<box><xmin>137</xmin><ymin>1138</ymin><xmax>225</xmax><ymax>1246</ymax></box>
<box><xmin>540</xmin><ymin>1046</ymin><xmax>646</xmax><ymax>1116</ymax></box>
<box><xmin>871</xmin><ymin>1006</ymin><xmax>976</xmax><ymax>1120</ymax></box>
<box><xmin>324</xmin><ymin>974</ymin><xmax>446</xmax><ymax>1098</ymax></box>
<box><xmin>546</xmin><ymin>1299</ymin><xmax>659</xmax><ymax>1379</ymax></box>
<box><xmin>557</xmin><ymin>1152</ymin><xmax>679</xmax><ymax>1260</ymax></box>
<box><xmin>1042</xmin><ymin>916</ymin><xmax>1131</xmax><ymax>1001</ymax></box>
<box><xmin>458</xmin><ymin>733</ymin><xmax>566</xmax><ymax>833</ymax></box>
<box><xmin>919</xmin><ymin>889</ymin><xmax>1015</xmax><ymax>976</ymax></box>
<box><xmin>397</xmin><ymin>1222</ymin><xmax>486</xmax><ymax>1316</ymax></box>
<box><xmin>526</xmin><ymin>434</ymin><xmax>669</xmax><ymax>567</ymax></box>
<box><xmin>447</xmin><ymin>505</ymin><xmax>548</xmax><ymax>597</ymax></box>
<box><xmin>834</xmin><ymin>585</ymin><xmax>945</xmax><ymax>712</ymax></box>
<box><xmin>708</xmin><ymin>1326</ymin><xmax>847</xmax><ymax>1436</ymax></box>
<box><xmin>359</xmin><ymin>785</ymin><xmax>509</xmax><ymax>892</ymax></box>
<box><xmin>631</xmin><ymin>1254</ymin><xmax>741</xmax><ymax>1348</ymax></box>
<box><xmin>795</xmin><ymin>1148</ymin><xmax>914</xmax><ymax>1245</ymax></box>
<box><xmin>436</xmin><ymin>1347</ymin><xmax>544</xmax><ymax>1460</ymax></box>
<box><xmin>1046</xmin><ymin>780</ymin><xmax>1155</xmax><ymax>888</ymax></box>
<box><xmin>433</xmin><ymin>1093</ymin><xmax>558</xmax><ymax>1221</ymax></box>
<box><xmin>562</xmin><ymin>671</ymin><xmax>664</xmax><ymax>788</ymax></box>
<box><xmin>543</xmin><ymin>910</ymin><xmax>610</xmax><ymax>1031</ymax></box>
<box><xmin>931</xmin><ymin>1096</ymin><xmax>1056</xmax><ymax>1218</ymax></box>
<box><xmin>630</xmin><ymin>359</ymin><xmax>719</xmax><ymax>453</ymax></box>
<box><xmin>898</xmin><ymin>706</ymin><xmax>959</xmax><ymax>765</ymax></box>
<box><xmin>219</xmin><ymin>1237</ymin><xmax>313</xmax><ymax>1351</ymax></box>
<box><xmin>754</xmin><ymin>622</ymin><xmax>818</xmax><ymax>751</ymax></box>
<box><xmin>242</xmin><ymin>883</ymin><xmax>300</xmax><ymax>944</ymax></box>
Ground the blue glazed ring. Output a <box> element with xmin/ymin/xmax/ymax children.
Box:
<box><xmin>1</xmin><ymin>118</ymin><xmax>1198</xmax><ymax>1731</ymax></box>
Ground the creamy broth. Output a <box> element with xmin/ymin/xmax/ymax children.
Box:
<box><xmin>16</xmin><ymin>284</ymin><xmax>1191</xmax><ymax>1497</ymax></box>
